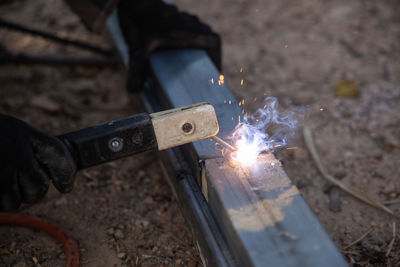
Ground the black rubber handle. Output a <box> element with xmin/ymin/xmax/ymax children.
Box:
<box><xmin>57</xmin><ymin>113</ymin><xmax>158</xmax><ymax>170</ymax></box>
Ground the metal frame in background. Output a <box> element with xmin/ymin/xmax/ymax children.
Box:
<box><xmin>107</xmin><ymin>11</ymin><xmax>348</xmax><ymax>267</ymax></box>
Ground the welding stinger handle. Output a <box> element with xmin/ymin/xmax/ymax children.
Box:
<box><xmin>57</xmin><ymin>103</ymin><xmax>219</xmax><ymax>170</ymax></box>
<box><xmin>57</xmin><ymin>113</ymin><xmax>158</xmax><ymax>170</ymax></box>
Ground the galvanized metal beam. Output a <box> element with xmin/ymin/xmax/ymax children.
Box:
<box><xmin>106</xmin><ymin>11</ymin><xmax>347</xmax><ymax>267</ymax></box>
<box><xmin>107</xmin><ymin>12</ymin><xmax>236</xmax><ymax>266</ymax></box>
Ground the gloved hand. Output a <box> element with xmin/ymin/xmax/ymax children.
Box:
<box><xmin>117</xmin><ymin>0</ymin><xmax>221</xmax><ymax>92</ymax></box>
<box><xmin>0</xmin><ymin>115</ymin><xmax>76</xmax><ymax>211</ymax></box>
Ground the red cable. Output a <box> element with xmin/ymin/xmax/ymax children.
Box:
<box><xmin>0</xmin><ymin>213</ymin><xmax>79</xmax><ymax>267</ymax></box>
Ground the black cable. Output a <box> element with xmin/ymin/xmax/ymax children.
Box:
<box><xmin>0</xmin><ymin>52</ymin><xmax>119</xmax><ymax>66</ymax></box>
<box><xmin>0</xmin><ymin>18</ymin><xmax>113</xmax><ymax>57</ymax></box>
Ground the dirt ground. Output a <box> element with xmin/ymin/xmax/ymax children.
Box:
<box><xmin>173</xmin><ymin>0</ymin><xmax>400</xmax><ymax>265</ymax></box>
<box><xmin>0</xmin><ymin>1</ymin><xmax>200</xmax><ymax>266</ymax></box>
<box><xmin>1</xmin><ymin>0</ymin><xmax>400</xmax><ymax>266</ymax></box>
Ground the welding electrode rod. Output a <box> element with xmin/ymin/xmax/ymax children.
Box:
<box><xmin>212</xmin><ymin>136</ymin><xmax>237</xmax><ymax>152</ymax></box>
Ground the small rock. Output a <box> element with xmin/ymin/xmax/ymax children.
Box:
<box><xmin>117</xmin><ymin>252</ymin><xmax>126</xmax><ymax>259</ymax></box>
<box><xmin>188</xmin><ymin>260</ymin><xmax>198</xmax><ymax>267</ymax></box>
<box><xmin>344</xmin><ymin>151</ymin><xmax>353</xmax><ymax>159</ymax></box>
<box><xmin>328</xmin><ymin>186</ymin><xmax>342</xmax><ymax>213</ymax></box>
<box><xmin>141</xmin><ymin>220</ymin><xmax>149</xmax><ymax>228</ymax></box>
<box><xmin>30</xmin><ymin>95</ymin><xmax>62</xmax><ymax>113</ymax></box>
<box><xmin>55</xmin><ymin>196</ymin><xmax>68</xmax><ymax>206</ymax></box>
<box><xmin>114</xmin><ymin>229</ymin><xmax>125</xmax><ymax>239</ymax></box>
<box><xmin>144</xmin><ymin>196</ymin><xmax>154</xmax><ymax>204</ymax></box>
<box><xmin>175</xmin><ymin>259</ymin><xmax>182</xmax><ymax>265</ymax></box>
<box><xmin>107</xmin><ymin>228</ymin><xmax>114</xmax><ymax>235</ymax></box>
<box><xmin>373</xmin><ymin>245</ymin><xmax>381</xmax><ymax>252</ymax></box>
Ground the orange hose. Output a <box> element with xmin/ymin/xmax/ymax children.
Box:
<box><xmin>0</xmin><ymin>213</ymin><xmax>79</xmax><ymax>267</ymax></box>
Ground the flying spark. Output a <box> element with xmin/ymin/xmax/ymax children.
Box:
<box><xmin>218</xmin><ymin>75</ymin><xmax>225</xmax><ymax>85</ymax></box>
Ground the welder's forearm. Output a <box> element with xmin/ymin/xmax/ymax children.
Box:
<box><xmin>58</xmin><ymin>113</ymin><xmax>157</xmax><ymax>170</ymax></box>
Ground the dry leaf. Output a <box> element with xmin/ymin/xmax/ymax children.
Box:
<box><xmin>335</xmin><ymin>80</ymin><xmax>360</xmax><ymax>97</ymax></box>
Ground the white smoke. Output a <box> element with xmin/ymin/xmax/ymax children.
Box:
<box><xmin>229</xmin><ymin>97</ymin><xmax>299</xmax><ymax>165</ymax></box>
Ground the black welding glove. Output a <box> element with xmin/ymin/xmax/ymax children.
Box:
<box><xmin>117</xmin><ymin>0</ymin><xmax>221</xmax><ymax>92</ymax></box>
<box><xmin>0</xmin><ymin>115</ymin><xmax>76</xmax><ymax>211</ymax></box>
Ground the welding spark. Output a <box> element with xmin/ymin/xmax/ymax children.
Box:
<box><xmin>228</xmin><ymin>97</ymin><xmax>299</xmax><ymax>166</ymax></box>
<box><xmin>218</xmin><ymin>75</ymin><xmax>225</xmax><ymax>85</ymax></box>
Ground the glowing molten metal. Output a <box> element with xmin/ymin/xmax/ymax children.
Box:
<box><xmin>232</xmin><ymin>138</ymin><xmax>262</xmax><ymax>166</ymax></box>
<box><xmin>227</xmin><ymin>97</ymin><xmax>299</xmax><ymax>166</ymax></box>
